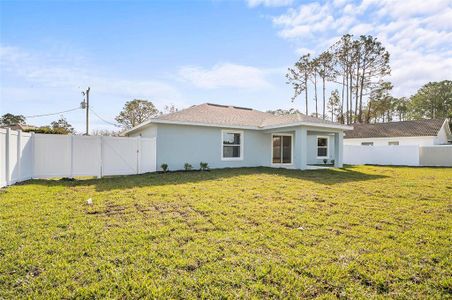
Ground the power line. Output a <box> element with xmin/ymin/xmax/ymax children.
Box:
<box><xmin>25</xmin><ymin>107</ymin><xmax>81</xmax><ymax>118</ymax></box>
<box><xmin>89</xmin><ymin>108</ymin><xmax>121</xmax><ymax>127</ymax></box>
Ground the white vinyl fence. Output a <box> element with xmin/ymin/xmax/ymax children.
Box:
<box><xmin>1</xmin><ymin>129</ymin><xmax>156</xmax><ymax>187</ymax></box>
<box><xmin>344</xmin><ymin>145</ymin><xmax>452</xmax><ymax>167</ymax></box>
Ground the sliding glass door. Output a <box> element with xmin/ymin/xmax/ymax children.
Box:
<box><xmin>272</xmin><ymin>135</ymin><xmax>292</xmax><ymax>164</ymax></box>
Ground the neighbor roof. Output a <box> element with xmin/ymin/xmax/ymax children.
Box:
<box><xmin>122</xmin><ymin>103</ymin><xmax>351</xmax><ymax>135</ymax></box>
<box><xmin>344</xmin><ymin>119</ymin><xmax>447</xmax><ymax>139</ymax></box>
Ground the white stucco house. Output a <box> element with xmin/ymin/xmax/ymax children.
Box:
<box><xmin>123</xmin><ymin>103</ymin><xmax>352</xmax><ymax>171</ymax></box>
<box><xmin>344</xmin><ymin>119</ymin><xmax>451</xmax><ymax>146</ymax></box>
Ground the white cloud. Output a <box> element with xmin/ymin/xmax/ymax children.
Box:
<box><xmin>0</xmin><ymin>45</ymin><xmax>186</xmax><ymax>131</ymax></box>
<box><xmin>0</xmin><ymin>45</ymin><xmax>182</xmax><ymax>104</ymax></box>
<box><xmin>270</xmin><ymin>0</ymin><xmax>452</xmax><ymax>96</ymax></box>
<box><xmin>178</xmin><ymin>63</ymin><xmax>272</xmax><ymax>89</ymax></box>
<box><xmin>246</xmin><ymin>0</ymin><xmax>293</xmax><ymax>8</ymax></box>
<box><xmin>296</xmin><ymin>47</ymin><xmax>315</xmax><ymax>55</ymax></box>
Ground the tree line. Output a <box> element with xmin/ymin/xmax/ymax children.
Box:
<box><xmin>286</xmin><ymin>34</ymin><xmax>451</xmax><ymax>124</ymax></box>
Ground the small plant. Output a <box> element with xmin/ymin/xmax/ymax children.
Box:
<box><xmin>160</xmin><ymin>163</ymin><xmax>169</xmax><ymax>173</ymax></box>
<box><xmin>331</xmin><ymin>159</ymin><xmax>335</xmax><ymax>166</ymax></box>
<box><xmin>184</xmin><ymin>163</ymin><xmax>192</xmax><ymax>171</ymax></box>
<box><xmin>200</xmin><ymin>162</ymin><xmax>209</xmax><ymax>171</ymax></box>
<box><xmin>323</xmin><ymin>159</ymin><xmax>328</xmax><ymax>165</ymax></box>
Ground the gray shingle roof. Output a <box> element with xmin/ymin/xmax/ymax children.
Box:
<box><xmin>344</xmin><ymin>119</ymin><xmax>446</xmax><ymax>138</ymax></box>
<box><xmin>155</xmin><ymin>103</ymin><xmax>339</xmax><ymax>128</ymax></box>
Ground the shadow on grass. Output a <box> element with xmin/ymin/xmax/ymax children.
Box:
<box><xmin>17</xmin><ymin>166</ymin><xmax>388</xmax><ymax>192</ymax></box>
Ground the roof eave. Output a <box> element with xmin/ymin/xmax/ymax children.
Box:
<box><xmin>261</xmin><ymin>122</ymin><xmax>353</xmax><ymax>131</ymax></box>
<box><xmin>123</xmin><ymin>118</ymin><xmax>353</xmax><ymax>132</ymax></box>
<box><xmin>120</xmin><ymin>120</ymin><xmax>153</xmax><ymax>136</ymax></box>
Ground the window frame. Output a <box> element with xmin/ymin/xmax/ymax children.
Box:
<box><xmin>316</xmin><ymin>136</ymin><xmax>329</xmax><ymax>159</ymax></box>
<box><xmin>271</xmin><ymin>133</ymin><xmax>294</xmax><ymax>166</ymax></box>
<box><xmin>221</xmin><ymin>130</ymin><xmax>244</xmax><ymax>161</ymax></box>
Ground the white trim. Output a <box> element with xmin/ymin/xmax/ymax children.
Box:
<box><xmin>316</xmin><ymin>135</ymin><xmax>329</xmax><ymax>159</ymax></box>
<box><xmin>221</xmin><ymin>129</ymin><xmax>244</xmax><ymax>161</ymax></box>
<box><xmin>262</xmin><ymin>121</ymin><xmax>353</xmax><ymax>131</ymax></box>
<box><xmin>345</xmin><ymin>135</ymin><xmax>437</xmax><ymax>140</ymax></box>
<box><xmin>121</xmin><ymin>118</ymin><xmax>353</xmax><ymax>136</ymax></box>
<box><xmin>270</xmin><ymin>133</ymin><xmax>294</xmax><ymax>166</ymax></box>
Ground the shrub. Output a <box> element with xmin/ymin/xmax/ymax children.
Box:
<box><xmin>323</xmin><ymin>159</ymin><xmax>328</xmax><ymax>165</ymax></box>
<box><xmin>161</xmin><ymin>163</ymin><xmax>169</xmax><ymax>172</ymax></box>
<box><xmin>199</xmin><ymin>162</ymin><xmax>209</xmax><ymax>171</ymax></box>
<box><xmin>331</xmin><ymin>159</ymin><xmax>335</xmax><ymax>166</ymax></box>
<box><xmin>184</xmin><ymin>163</ymin><xmax>192</xmax><ymax>171</ymax></box>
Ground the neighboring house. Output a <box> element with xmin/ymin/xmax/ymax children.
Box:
<box><xmin>123</xmin><ymin>103</ymin><xmax>352</xmax><ymax>170</ymax></box>
<box><xmin>0</xmin><ymin>124</ymin><xmax>38</xmax><ymax>131</ymax></box>
<box><xmin>344</xmin><ymin>119</ymin><xmax>451</xmax><ymax>146</ymax></box>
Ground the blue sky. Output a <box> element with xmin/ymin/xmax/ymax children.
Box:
<box><xmin>1</xmin><ymin>0</ymin><xmax>451</xmax><ymax>132</ymax></box>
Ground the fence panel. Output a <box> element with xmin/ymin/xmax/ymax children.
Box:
<box><xmin>72</xmin><ymin>136</ymin><xmax>102</xmax><ymax>177</ymax></box>
<box><xmin>8</xmin><ymin>131</ymin><xmax>19</xmax><ymax>183</ymax></box>
<box><xmin>344</xmin><ymin>145</ymin><xmax>420</xmax><ymax>166</ymax></box>
<box><xmin>0</xmin><ymin>129</ymin><xmax>7</xmax><ymax>187</ymax></box>
<box><xmin>102</xmin><ymin>136</ymin><xmax>139</xmax><ymax>176</ymax></box>
<box><xmin>420</xmin><ymin>145</ymin><xmax>452</xmax><ymax>167</ymax></box>
<box><xmin>34</xmin><ymin>134</ymin><xmax>71</xmax><ymax>178</ymax></box>
<box><xmin>140</xmin><ymin>138</ymin><xmax>157</xmax><ymax>173</ymax></box>
<box><xmin>19</xmin><ymin>132</ymin><xmax>33</xmax><ymax>180</ymax></box>
<box><xmin>1</xmin><ymin>131</ymin><xmax>157</xmax><ymax>187</ymax></box>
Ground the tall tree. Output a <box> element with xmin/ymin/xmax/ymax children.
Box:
<box><xmin>332</xmin><ymin>34</ymin><xmax>354</xmax><ymax>124</ymax></box>
<box><xmin>287</xmin><ymin>34</ymin><xmax>391</xmax><ymax>123</ymax></box>
<box><xmin>409</xmin><ymin>80</ymin><xmax>452</xmax><ymax>119</ymax></box>
<box><xmin>365</xmin><ymin>81</ymin><xmax>393</xmax><ymax>123</ymax></box>
<box><xmin>50</xmin><ymin>117</ymin><xmax>74</xmax><ymax>134</ymax></box>
<box><xmin>356</xmin><ymin>35</ymin><xmax>391</xmax><ymax>123</ymax></box>
<box><xmin>286</xmin><ymin>54</ymin><xmax>312</xmax><ymax>115</ymax></box>
<box><xmin>311</xmin><ymin>58</ymin><xmax>319</xmax><ymax>117</ymax></box>
<box><xmin>115</xmin><ymin>99</ymin><xmax>159</xmax><ymax>129</ymax></box>
<box><xmin>317</xmin><ymin>51</ymin><xmax>336</xmax><ymax>120</ymax></box>
<box><xmin>0</xmin><ymin>113</ymin><xmax>26</xmax><ymax>126</ymax></box>
<box><xmin>327</xmin><ymin>89</ymin><xmax>341</xmax><ymax>122</ymax></box>
<box><xmin>393</xmin><ymin>97</ymin><xmax>409</xmax><ymax>121</ymax></box>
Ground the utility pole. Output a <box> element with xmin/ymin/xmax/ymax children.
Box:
<box><xmin>82</xmin><ymin>87</ymin><xmax>90</xmax><ymax>135</ymax></box>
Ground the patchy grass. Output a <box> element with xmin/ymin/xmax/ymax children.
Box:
<box><xmin>0</xmin><ymin>166</ymin><xmax>451</xmax><ymax>298</ymax></box>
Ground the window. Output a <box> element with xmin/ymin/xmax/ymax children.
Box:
<box><xmin>361</xmin><ymin>142</ymin><xmax>374</xmax><ymax>146</ymax></box>
<box><xmin>272</xmin><ymin>135</ymin><xmax>292</xmax><ymax>164</ymax></box>
<box><xmin>317</xmin><ymin>136</ymin><xmax>328</xmax><ymax>158</ymax></box>
<box><xmin>388</xmin><ymin>141</ymin><xmax>399</xmax><ymax>146</ymax></box>
<box><xmin>222</xmin><ymin>130</ymin><xmax>243</xmax><ymax>160</ymax></box>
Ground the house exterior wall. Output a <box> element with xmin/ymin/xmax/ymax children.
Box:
<box><xmin>153</xmin><ymin>123</ymin><xmax>271</xmax><ymax>170</ymax></box>
<box><xmin>344</xmin><ymin>136</ymin><xmax>437</xmax><ymax>146</ymax></box>
<box><xmin>435</xmin><ymin>121</ymin><xmax>451</xmax><ymax>144</ymax></box>
<box><xmin>129</xmin><ymin>124</ymin><xmax>157</xmax><ymax>138</ymax></box>
<box><xmin>128</xmin><ymin>123</ymin><xmax>346</xmax><ymax>171</ymax></box>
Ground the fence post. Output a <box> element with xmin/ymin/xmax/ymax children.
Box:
<box><xmin>99</xmin><ymin>136</ymin><xmax>103</xmax><ymax>178</ymax></box>
<box><xmin>5</xmin><ymin>128</ymin><xmax>10</xmax><ymax>185</ymax></box>
<box><xmin>70</xmin><ymin>135</ymin><xmax>74</xmax><ymax>178</ymax></box>
<box><xmin>136</xmin><ymin>136</ymin><xmax>141</xmax><ymax>174</ymax></box>
<box><xmin>17</xmin><ymin>130</ymin><xmax>22</xmax><ymax>182</ymax></box>
<box><xmin>31</xmin><ymin>132</ymin><xmax>35</xmax><ymax>179</ymax></box>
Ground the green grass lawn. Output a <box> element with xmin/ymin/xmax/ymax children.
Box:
<box><xmin>0</xmin><ymin>166</ymin><xmax>451</xmax><ymax>299</ymax></box>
